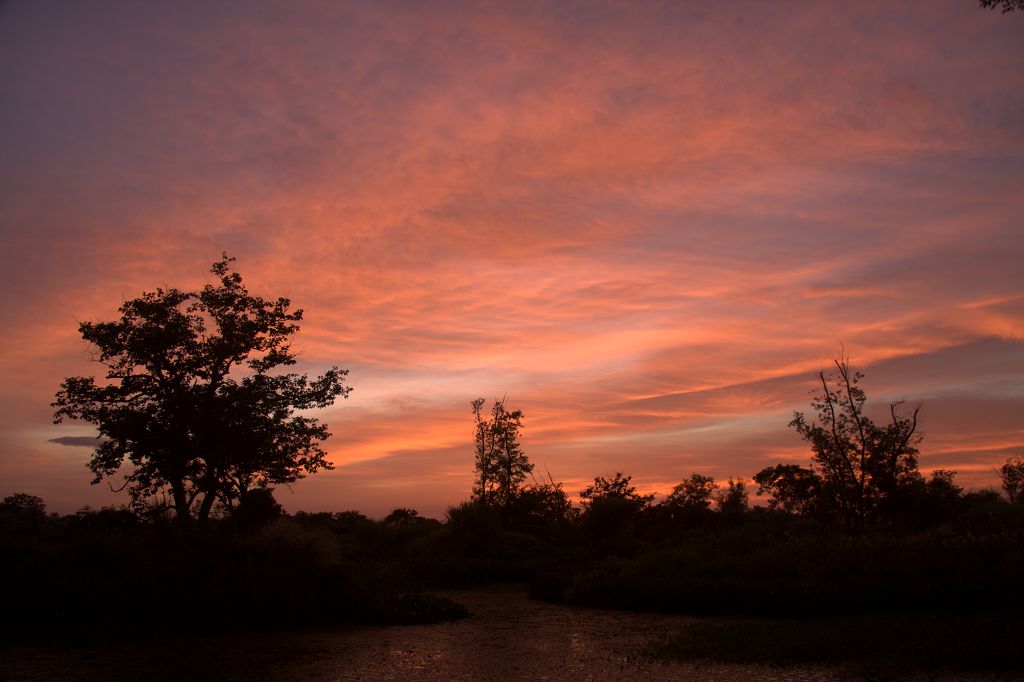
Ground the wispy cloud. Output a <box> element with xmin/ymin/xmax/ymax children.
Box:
<box><xmin>1</xmin><ymin>0</ymin><xmax>1021</xmax><ymax>516</ymax></box>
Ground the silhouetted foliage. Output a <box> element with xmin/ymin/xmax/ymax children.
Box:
<box><xmin>662</xmin><ymin>473</ymin><xmax>718</xmax><ymax>526</ymax></box>
<box><xmin>446</xmin><ymin>499</ymin><xmax>500</xmax><ymax>540</ymax></box>
<box><xmin>999</xmin><ymin>456</ymin><xmax>1024</xmax><ymax>503</ymax></box>
<box><xmin>69</xmin><ymin>505</ymin><xmax>140</xmax><ymax>532</ymax></box>
<box><xmin>580</xmin><ymin>472</ymin><xmax>655</xmax><ymax>513</ymax></box>
<box><xmin>714</xmin><ymin>478</ymin><xmax>750</xmax><ymax>518</ymax></box>
<box><xmin>979</xmin><ymin>0</ymin><xmax>1024</xmax><ymax>12</ymax></box>
<box><xmin>579</xmin><ymin>472</ymin><xmax>655</xmax><ymax>549</ymax></box>
<box><xmin>0</xmin><ymin>493</ymin><xmax>46</xmax><ymax>518</ymax></box>
<box><xmin>52</xmin><ymin>255</ymin><xmax>351</xmax><ymax>522</ymax></box>
<box><xmin>233</xmin><ymin>487</ymin><xmax>285</xmax><ymax>528</ymax></box>
<box><xmin>752</xmin><ymin>464</ymin><xmax>822</xmax><ymax>516</ymax></box>
<box><xmin>383</xmin><ymin>507</ymin><xmax>420</xmax><ymax>527</ymax></box>
<box><xmin>333</xmin><ymin>509</ymin><xmax>371</xmax><ymax>526</ymax></box>
<box><xmin>790</xmin><ymin>356</ymin><xmax>922</xmax><ymax>533</ymax></box>
<box><xmin>504</xmin><ymin>477</ymin><xmax>576</xmax><ymax>539</ymax></box>
<box><xmin>925</xmin><ymin>469</ymin><xmax>962</xmax><ymax>502</ymax></box>
<box><xmin>471</xmin><ymin>397</ymin><xmax>532</xmax><ymax>517</ymax></box>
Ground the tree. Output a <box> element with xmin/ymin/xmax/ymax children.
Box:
<box><xmin>233</xmin><ymin>487</ymin><xmax>285</xmax><ymax>529</ymax></box>
<box><xmin>52</xmin><ymin>254</ymin><xmax>350</xmax><ymax>522</ymax></box>
<box><xmin>714</xmin><ymin>478</ymin><xmax>750</xmax><ymax>517</ymax></box>
<box><xmin>383</xmin><ymin>507</ymin><xmax>421</xmax><ymax>528</ymax></box>
<box><xmin>789</xmin><ymin>355</ymin><xmax>922</xmax><ymax>533</ymax></box>
<box><xmin>506</xmin><ymin>475</ymin><xmax>576</xmax><ymax>537</ymax></box>
<box><xmin>663</xmin><ymin>473</ymin><xmax>718</xmax><ymax>515</ymax></box>
<box><xmin>580</xmin><ymin>472</ymin><xmax>654</xmax><ymax>514</ymax></box>
<box><xmin>471</xmin><ymin>397</ymin><xmax>532</xmax><ymax>515</ymax></box>
<box><xmin>752</xmin><ymin>464</ymin><xmax>822</xmax><ymax>516</ymax></box>
<box><xmin>580</xmin><ymin>472</ymin><xmax>654</xmax><ymax>541</ymax></box>
<box><xmin>999</xmin><ymin>456</ymin><xmax>1024</xmax><ymax>503</ymax></box>
<box><xmin>0</xmin><ymin>493</ymin><xmax>47</xmax><ymax>518</ymax></box>
<box><xmin>925</xmin><ymin>469</ymin><xmax>962</xmax><ymax>501</ymax></box>
<box><xmin>917</xmin><ymin>469</ymin><xmax>963</xmax><ymax>524</ymax></box>
<box><xmin>659</xmin><ymin>473</ymin><xmax>719</xmax><ymax>527</ymax></box>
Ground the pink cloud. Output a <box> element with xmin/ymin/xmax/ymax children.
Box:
<box><xmin>1</xmin><ymin>1</ymin><xmax>1022</xmax><ymax>515</ymax></box>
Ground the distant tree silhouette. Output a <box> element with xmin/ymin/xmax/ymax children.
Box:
<box><xmin>752</xmin><ymin>464</ymin><xmax>822</xmax><ymax>516</ymax></box>
<box><xmin>233</xmin><ymin>487</ymin><xmax>285</xmax><ymax>528</ymax></box>
<box><xmin>580</xmin><ymin>472</ymin><xmax>655</xmax><ymax>512</ymax></box>
<box><xmin>925</xmin><ymin>469</ymin><xmax>962</xmax><ymax>500</ymax></box>
<box><xmin>506</xmin><ymin>476</ymin><xmax>576</xmax><ymax>537</ymax></box>
<box><xmin>914</xmin><ymin>469</ymin><xmax>964</xmax><ymax>524</ymax></box>
<box><xmin>999</xmin><ymin>456</ymin><xmax>1024</xmax><ymax>503</ymax></box>
<box><xmin>664</xmin><ymin>474</ymin><xmax>717</xmax><ymax>511</ymax></box>
<box><xmin>714</xmin><ymin>478</ymin><xmax>750</xmax><ymax>517</ymax></box>
<box><xmin>979</xmin><ymin>0</ymin><xmax>1024</xmax><ymax>12</ymax></box>
<box><xmin>52</xmin><ymin>254</ymin><xmax>351</xmax><ymax>522</ymax></box>
<box><xmin>0</xmin><ymin>493</ymin><xmax>46</xmax><ymax>518</ymax></box>
<box><xmin>790</xmin><ymin>355</ymin><xmax>922</xmax><ymax>533</ymax></box>
<box><xmin>580</xmin><ymin>472</ymin><xmax>654</xmax><ymax>543</ymax></box>
<box><xmin>69</xmin><ymin>505</ymin><xmax>139</xmax><ymax>532</ymax></box>
<box><xmin>445</xmin><ymin>499</ymin><xmax>500</xmax><ymax>539</ymax></box>
<box><xmin>471</xmin><ymin>397</ymin><xmax>533</xmax><ymax>517</ymax></box>
<box><xmin>661</xmin><ymin>473</ymin><xmax>717</xmax><ymax>526</ymax></box>
<box><xmin>383</xmin><ymin>507</ymin><xmax>420</xmax><ymax>527</ymax></box>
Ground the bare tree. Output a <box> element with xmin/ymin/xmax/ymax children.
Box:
<box><xmin>790</xmin><ymin>354</ymin><xmax>922</xmax><ymax>533</ymax></box>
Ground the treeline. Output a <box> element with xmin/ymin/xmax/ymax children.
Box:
<box><xmin>7</xmin><ymin>362</ymin><xmax>1023</xmax><ymax>633</ymax></box>
<box><xmin>9</xmin><ymin>256</ymin><xmax>1022</xmax><ymax>633</ymax></box>
<box><xmin>4</xmin><ymin>439</ymin><xmax>1021</xmax><ymax>635</ymax></box>
<box><xmin>436</xmin><ymin>372</ymin><xmax>1024</xmax><ymax>616</ymax></box>
<box><xmin>455</xmin><ymin>362</ymin><xmax>1024</xmax><ymax>542</ymax></box>
<box><xmin>8</xmin><ymin>366</ymin><xmax>1024</xmax><ymax>633</ymax></box>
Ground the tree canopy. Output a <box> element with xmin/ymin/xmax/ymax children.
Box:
<box><xmin>580</xmin><ymin>472</ymin><xmax>655</xmax><ymax>512</ymax></box>
<box><xmin>52</xmin><ymin>255</ymin><xmax>350</xmax><ymax>521</ymax></box>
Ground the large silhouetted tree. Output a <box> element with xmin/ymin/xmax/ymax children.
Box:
<box><xmin>53</xmin><ymin>255</ymin><xmax>351</xmax><ymax>522</ymax></box>
<box><xmin>789</xmin><ymin>355</ymin><xmax>921</xmax><ymax>533</ymax></box>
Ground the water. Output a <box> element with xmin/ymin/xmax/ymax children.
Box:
<box><xmin>0</xmin><ymin>588</ymin><xmax>1004</xmax><ymax>680</ymax></box>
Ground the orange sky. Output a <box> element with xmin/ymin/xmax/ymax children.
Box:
<box><xmin>1</xmin><ymin>1</ymin><xmax>1022</xmax><ymax>518</ymax></box>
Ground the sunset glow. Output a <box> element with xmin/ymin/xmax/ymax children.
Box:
<box><xmin>1</xmin><ymin>1</ymin><xmax>1021</xmax><ymax>517</ymax></box>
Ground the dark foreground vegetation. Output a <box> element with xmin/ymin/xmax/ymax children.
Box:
<box><xmin>3</xmin><ymin>471</ymin><xmax>1023</xmax><ymax>640</ymax></box>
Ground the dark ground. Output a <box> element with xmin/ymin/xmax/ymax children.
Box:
<box><xmin>1</xmin><ymin>586</ymin><xmax>1019</xmax><ymax>681</ymax></box>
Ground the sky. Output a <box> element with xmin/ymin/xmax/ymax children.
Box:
<box><xmin>0</xmin><ymin>0</ymin><xmax>1022</xmax><ymax>519</ymax></box>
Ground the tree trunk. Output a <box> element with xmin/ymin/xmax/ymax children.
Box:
<box><xmin>171</xmin><ymin>480</ymin><xmax>191</xmax><ymax>523</ymax></box>
<box><xmin>197</xmin><ymin>489</ymin><xmax>217</xmax><ymax>522</ymax></box>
